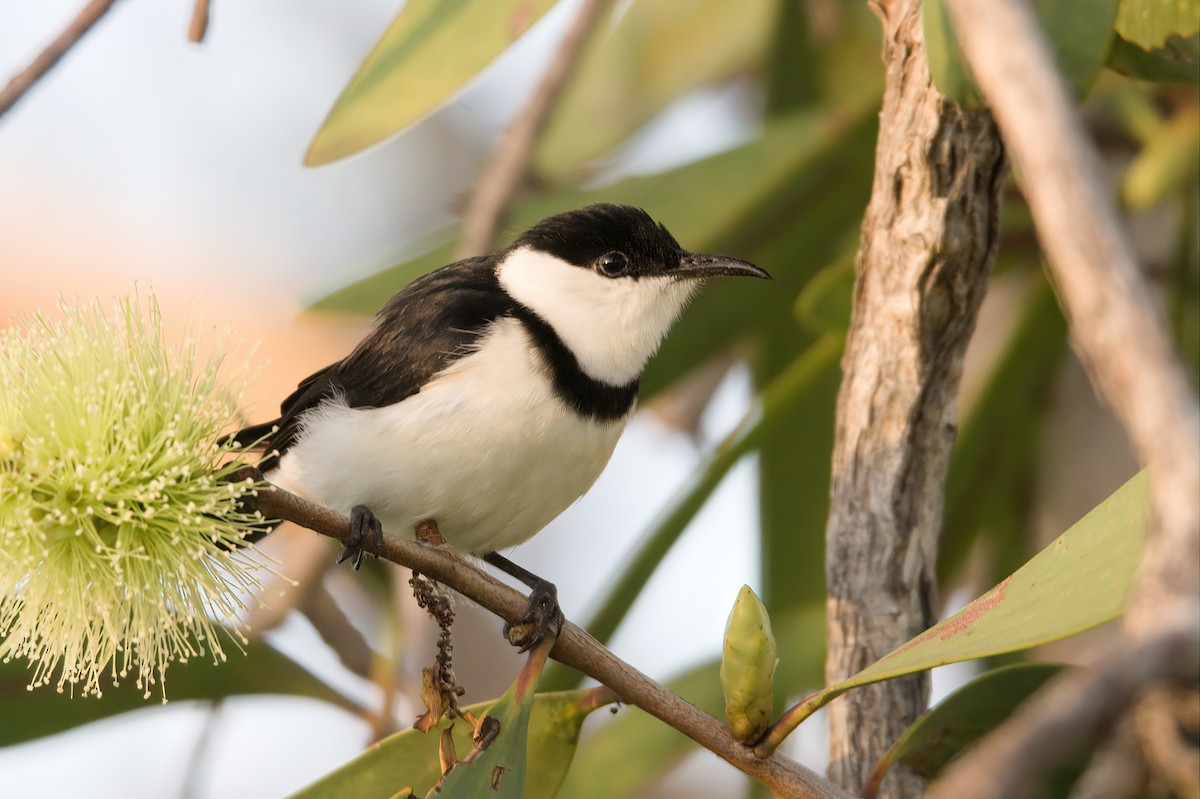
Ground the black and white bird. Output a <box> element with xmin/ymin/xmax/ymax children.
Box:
<box><xmin>228</xmin><ymin>203</ymin><xmax>769</xmax><ymax>647</ymax></box>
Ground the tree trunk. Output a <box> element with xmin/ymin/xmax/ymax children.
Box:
<box><xmin>824</xmin><ymin>1</ymin><xmax>1004</xmax><ymax>796</ymax></box>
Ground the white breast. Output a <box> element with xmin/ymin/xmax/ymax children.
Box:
<box><xmin>265</xmin><ymin>318</ymin><xmax>628</xmax><ymax>554</ymax></box>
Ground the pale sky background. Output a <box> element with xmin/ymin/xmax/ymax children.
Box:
<box><xmin>0</xmin><ymin>1</ymin><xmax>1112</xmax><ymax>796</ymax></box>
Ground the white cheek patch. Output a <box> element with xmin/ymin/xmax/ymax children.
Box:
<box><xmin>497</xmin><ymin>247</ymin><xmax>697</xmax><ymax>385</ymax></box>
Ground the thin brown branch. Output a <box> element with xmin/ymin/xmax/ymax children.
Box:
<box><xmin>927</xmin><ymin>622</ymin><xmax>1199</xmax><ymax>799</ymax></box>
<box><xmin>246</xmin><ymin>481</ymin><xmax>854</xmax><ymax>799</ymax></box>
<box><xmin>824</xmin><ymin>1</ymin><xmax>1003</xmax><ymax>795</ymax></box>
<box><xmin>454</xmin><ymin>0</ymin><xmax>610</xmax><ymax>259</ymax></box>
<box><xmin>0</xmin><ymin>0</ymin><xmax>123</xmax><ymax>121</ymax></box>
<box><xmin>188</xmin><ymin>0</ymin><xmax>211</xmax><ymax>43</ymax></box>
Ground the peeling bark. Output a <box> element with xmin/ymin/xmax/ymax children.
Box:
<box><xmin>824</xmin><ymin>2</ymin><xmax>1004</xmax><ymax>796</ymax></box>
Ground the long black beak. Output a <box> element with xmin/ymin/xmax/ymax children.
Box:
<box><xmin>675</xmin><ymin>252</ymin><xmax>772</xmax><ymax>280</ymax></box>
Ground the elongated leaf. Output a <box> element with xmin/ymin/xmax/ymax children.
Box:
<box><xmin>924</xmin><ymin>0</ymin><xmax>978</xmax><ymax>105</ymax></box>
<box><xmin>940</xmin><ymin>277</ymin><xmax>1068</xmax><ymax>584</ymax></box>
<box><xmin>305</xmin><ymin>0</ymin><xmax>557</xmax><ymax>166</ymax></box>
<box><xmin>0</xmin><ymin>641</ymin><xmax>356</xmax><ymax>747</ymax></box>
<box><xmin>310</xmin><ymin>104</ymin><xmax>876</xmax><ymax>317</ymax></box>
<box><xmin>795</xmin><ymin>254</ymin><xmax>855</xmax><ymax>335</ymax></box>
<box><xmin>929</xmin><ymin>0</ymin><xmax>1120</xmax><ymax>100</ymax></box>
<box><xmin>287</xmin><ymin>687</ymin><xmax>612</xmax><ymax>799</ymax></box>
<box><xmin>1032</xmin><ymin>0</ymin><xmax>1120</xmax><ymax>97</ymax></box>
<box><xmin>1123</xmin><ymin>109</ymin><xmax>1200</xmax><ymax>208</ymax></box>
<box><xmin>534</xmin><ymin>0</ymin><xmax>774</xmax><ymax>180</ymax></box>
<box><xmin>1115</xmin><ymin>0</ymin><xmax>1200</xmax><ymax>50</ymax></box>
<box><xmin>866</xmin><ymin>663</ymin><xmax>1071</xmax><ymax>796</ymax></box>
<box><xmin>1107</xmin><ymin>32</ymin><xmax>1199</xmax><ymax>82</ymax></box>
<box><xmin>771</xmin><ymin>470</ymin><xmax>1148</xmax><ymax>734</ymax></box>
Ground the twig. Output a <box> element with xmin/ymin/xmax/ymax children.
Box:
<box><xmin>0</xmin><ymin>0</ymin><xmax>123</xmax><ymax>121</ymax></box>
<box><xmin>927</xmin><ymin>622</ymin><xmax>1198</xmax><ymax>799</ymax></box>
<box><xmin>244</xmin><ymin>481</ymin><xmax>853</xmax><ymax>799</ymax></box>
<box><xmin>454</xmin><ymin>0</ymin><xmax>610</xmax><ymax>259</ymax></box>
<box><xmin>188</xmin><ymin>0</ymin><xmax>211</xmax><ymax>43</ymax></box>
<box><xmin>822</xmin><ymin>0</ymin><xmax>1004</xmax><ymax>794</ymax></box>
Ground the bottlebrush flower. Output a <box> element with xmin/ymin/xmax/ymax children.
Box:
<box><xmin>0</xmin><ymin>294</ymin><xmax>272</xmax><ymax>699</ymax></box>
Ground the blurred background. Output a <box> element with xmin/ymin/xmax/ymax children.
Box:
<box><xmin>0</xmin><ymin>1</ymin><xmax>1194</xmax><ymax>797</ymax></box>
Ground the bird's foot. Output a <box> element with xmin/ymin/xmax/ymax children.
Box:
<box><xmin>504</xmin><ymin>579</ymin><xmax>563</xmax><ymax>654</ymax></box>
<box><xmin>337</xmin><ymin>504</ymin><xmax>384</xmax><ymax>570</ymax></box>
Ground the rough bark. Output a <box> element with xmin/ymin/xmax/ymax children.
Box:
<box><xmin>824</xmin><ymin>1</ymin><xmax>1004</xmax><ymax>795</ymax></box>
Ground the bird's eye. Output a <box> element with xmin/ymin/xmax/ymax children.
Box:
<box><xmin>597</xmin><ymin>251</ymin><xmax>629</xmax><ymax>276</ymax></box>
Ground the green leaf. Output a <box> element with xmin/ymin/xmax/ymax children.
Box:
<box><xmin>1107</xmin><ymin>32</ymin><xmax>1199</xmax><ymax>83</ymax></box>
<box><xmin>288</xmin><ymin>687</ymin><xmax>612</xmax><ymax>799</ymax></box>
<box><xmin>304</xmin><ymin>0</ymin><xmax>558</xmax><ymax>166</ymax></box>
<box><xmin>310</xmin><ymin>103</ymin><xmax>878</xmax><ymax>343</ymax></box>
<box><xmin>795</xmin><ymin>253</ymin><xmax>855</xmax><ymax>335</ymax></box>
<box><xmin>532</xmin><ymin>0</ymin><xmax>775</xmax><ymax>180</ymax></box>
<box><xmin>940</xmin><ymin>277</ymin><xmax>1069</xmax><ymax>584</ymax></box>
<box><xmin>1115</xmin><ymin>0</ymin><xmax>1200</xmax><ymax>50</ymax></box>
<box><xmin>928</xmin><ymin>0</ymin><xmax>1120</xmax><ymax>101</ymax></box>
<box><xmin>0</xmin><ymin>641</ymin><xmax>357</xmax><ymax>747</ymax></box>
<box><xmin>765</xmin><ymin>470</ymin><xmax>1149</xmax><ymax>739</ymax></box>
<box><xmin>1031</xmin><ymin>0</ymin><xmax>1121</xmax><ymax>97</ymax></box>
<box><xmin>924</xmin><ymin>0</ymin><xmax>979</xmax><ymax>105</ymax></box>
<box><xmin>866</xmin><ymin>663</ymin><xmax>1072</xmax><ymax>795</ymax></box>
<box><xmin>556</xmin><ymin>662</ymin><xmax>723</xmax><ymax>799</ymax></box>
<box><xmin>1123</xmin><ymin>109</ymin><xmax>1200</xmax><ymax>208</ymax></box>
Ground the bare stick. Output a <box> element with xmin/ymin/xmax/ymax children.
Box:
<box><xmin>927</xmin><ymin>622</ymin><xmax>1198</xmax><ymax>799</ymax></box>
<box><xmin>188</xmin><ymin>0</ymin><xmax>211</xmax><ymax>43</ymax></box>
<box><xmin>244</xmin><ymin>481</ymin><xmax>854</xmax><ymax>799</ymax></box>
<box><xmin>454</xmin><ymin>0</ymin><xmax>610</xmax><ymax>259</ymax></box>
<box><xmin>0</xmin><ymin>0</ymin><xmax>123</xmax><ymax>121</ymax></box>
<box><xmin>823</xmin><ymin>1</ymin><xmax>1004</xmax><ymax>795</ymax></box>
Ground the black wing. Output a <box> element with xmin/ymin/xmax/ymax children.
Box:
<box><xmin>226</xmin><ymin>256</ymin><xmax>514</xmax><ymax>470</ymax></box>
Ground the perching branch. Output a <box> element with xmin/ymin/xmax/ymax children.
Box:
<box><xmin>244</xmin><ymin>480</ymin><xmax>854</xmax><ymax>799</ymax></box>
<box><xmin>454</xmin><ymin>0</ymin><xmax>610</xmax><ymax>259</ymax></box>
<box><xmin>823</xmin><ymin>0</ymin><xmax>1003</xmax><ymax>795</ymax></box>
<box><xmin>0</xmin><ymin>0</ymin><xmax>124</xmax><ymax>121</ymax></box>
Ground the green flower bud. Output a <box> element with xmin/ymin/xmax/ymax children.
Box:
<box><xmin>720</xmin><ymin>584</ymin><xmax>777</xmax><ymax>744</ymax></box>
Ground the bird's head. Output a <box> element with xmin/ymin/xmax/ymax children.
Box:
<box><xmin>497</xmin><ymin>204</ymin><xmax>770</xmax><ymax>386</ymax></box>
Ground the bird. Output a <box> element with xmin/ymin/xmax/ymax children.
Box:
<box><xmin>227</xmin><ymin>203</ymin><xmax>769</xmax><ymax>648</ymax></box>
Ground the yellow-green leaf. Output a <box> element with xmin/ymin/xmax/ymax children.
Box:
<box><xmin>0</xmin><ymin>641</ymin><xmax>356</xmax><ymax>747</ymax></box>
<box><xmin>762</xmin><ymin>470</ymin><xmax>1149</xmax><ymax>745</ymax></box>
<box><xmin>1123</xmin><ymin>109</ymin><xmax>1200</xmax><ymax>208</ymax></box>
<box><xmin>1115</xmin><ymin>0</ymin><xmax>1200</xmax><ymax>50</ymax></box>
<box><xmin>286</xmin><ymin>687</ymin><xmax>612</xmax><ymax>799</ymax></box>
<box><xmin>533</xmin><ymin>0</ymin><xmax>773</xmax><ymax>180</ymax></box>
<box><xmin>305</xmin><ymin>0</ymin><xmax>558</xmax><ymax>166</ymax></box>
<box><xmin>866</xmin><ymin>663</ymin><xmax>1080</xmax><ymax>796</ymax></box>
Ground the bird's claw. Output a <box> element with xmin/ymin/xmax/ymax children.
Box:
<box><xmin>338</xmin><ymin>504</ymin><xmax>384</xmax><ymax>570</ymax></box>
<box><xmin>504</xmin><ymin>580</ymin><xmax>563</xmax><ymax>653</ymax></box>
